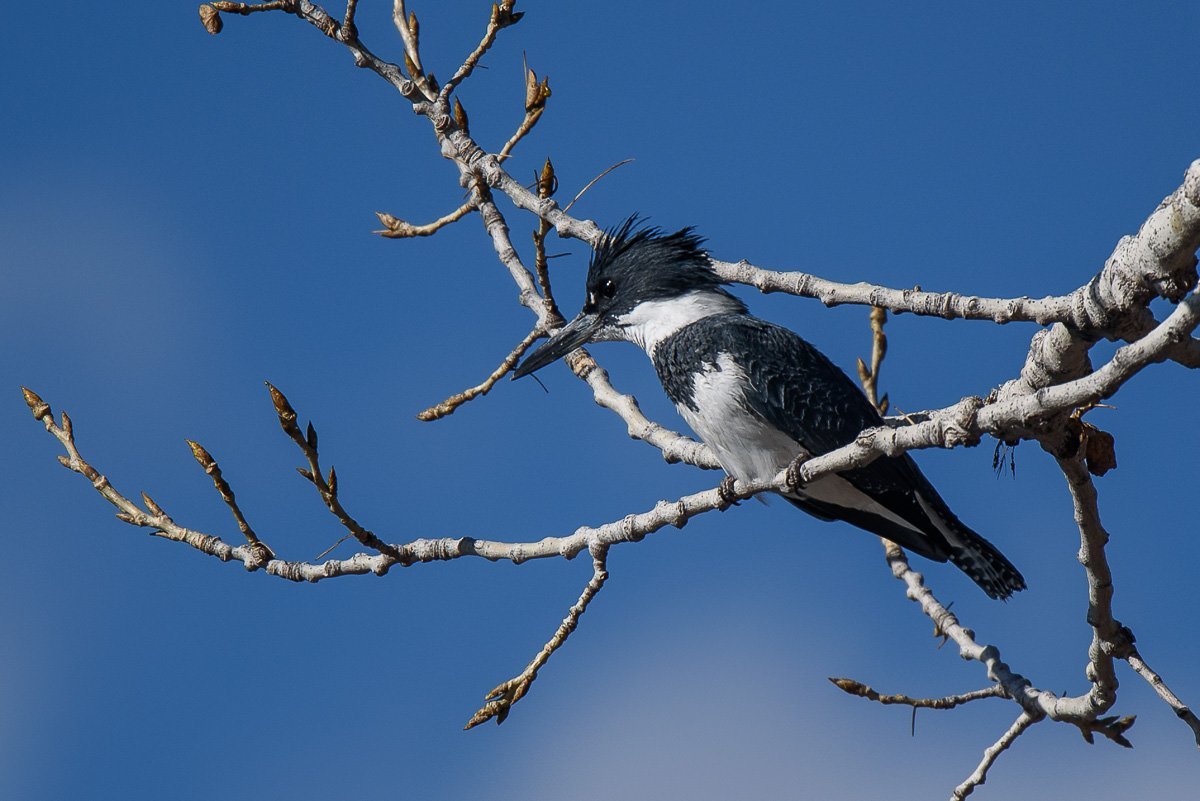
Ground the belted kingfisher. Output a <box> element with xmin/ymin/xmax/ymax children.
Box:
<box><xmin>514</xmin><ymin>218</ymin><xmax>1025</xmax><ymax>600</ymax></box>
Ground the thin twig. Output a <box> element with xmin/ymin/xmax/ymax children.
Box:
<box><xmin>476</xmin><ymin>187</ymin><xmax>556</xmax><ymax>320</ymax></box>
<box><xmin>439</xmin><ymin>1</ymin><xmax>523</xmax><ymax>100</ymax></box>
<box><xmin>264</xmin><ymin>382</ymin><xmax>404</xmax><ymax>561</ymax></box>
<box><xmin>855</xmin><ymin>306</ymin><xmax>889</xmax><ymax>414</ymax></box>
<box><xmin>1124</xmin><ymin>651</ymin><xmax>1200</xmax><ymax>747</ymax></box>
<box><xmin>375</xmin><ymin>199</ymin><xmax>476</xmax><ymax>238</ymax></box>
<box><xmin>465</xmin><ymin>547</ymin><xmax>610</xmax><ymax>728</ymax></box>
<box><xmin>417</xmin><ymin>327</ymin><xmax>544</xmax><ymax>421</ymax></box>
<box><xmin>830</xmin><ymin>679</ymin><xmax>1005</xmax><ymax>709</ymax></box>
<box><xmin>392</xmin><ymin>0</ymin><xmax>433</xmax><ymax>99</ymax></box>
<box><xmin>498</xmin><ymin>108</ymin><xmax>544</xmax><ymax>158</ymax></box>
<box><xmin>562</xmin><ymin>158</ymin><xmax>634</xmax><ymax>213</ymax></box>
<box><xmin>208</xmin><ymin>1</ymin><xmax>293</xmax><ymax>15</ymax></box>
<box><xmin>341</xmin><ymin>0</ymin><xmax>357</xmax><ymax>35</ymax></box>
<box><xmin>532</xmin><ymin>158</ymin><xmax>561</xmax><ymax>317</ymax></box>
<box><xmin>951</xmin><ymin>712</ymin><xmax>1041</xmax><ymax>800</ymax></box>
<box><xmin>311</xmin><ymin>533</ymin><xmax>352</xmax><ymax>563</ymax></box>
<box><xmin>497</xmin><ymin>65</ymin><xmax>551</xmax><ymax>158</ymax></box>
<box><xmin>186</xmin><ymin>439</ymin><xmax>275</xmax><ymax>564</ymax></box>
<box><xmin>22</xmin><ymin>387</ymin><xmax>270</xmax><ymax>571</ymax></box>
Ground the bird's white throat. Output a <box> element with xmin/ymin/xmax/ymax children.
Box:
<box><xmin>615</xmin><ymin>290</ymin><xmax>744</xmax><ymax>356</ymax></box>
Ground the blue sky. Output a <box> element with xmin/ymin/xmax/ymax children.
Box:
<box><xmin>3</xmin><ymin>2</ymin><xmax>1199</xmax><ymax>798</ymax></box>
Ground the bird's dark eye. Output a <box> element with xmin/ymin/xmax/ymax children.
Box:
<box><xmin>599</xmin><ymin>278</ymin><xmax>617</xmax><ymax>298</ymax></box>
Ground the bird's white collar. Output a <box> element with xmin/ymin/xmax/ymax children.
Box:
<box><xmin>615</xmin><ymin>290</ymin><xmax>744</xmax><ymax>356</ymax></box>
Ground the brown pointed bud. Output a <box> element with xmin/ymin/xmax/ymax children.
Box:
<box><xmin>57</xmin><ymin>455</ymin><xmax>71</xmax><ymax>469</ymax></box>
<box><xmin>115</xmin><ymin>512</ymin><xmax>137</xmax><ymax>524</ymax></box>
<box><xmin>199</xmin><ymin>4</ymin><xmax>223</xmax><ymax>35</ymax></box>
<box><xmin>328</xmin><ymin>466</ymin><xmax>338</xmax><ymax>496</ymax></box>
<box><xmin>538</xmin><ymin>158</ymin><xmax>556</xmax><ymax>198</ymax></box>
<box><xmin>523</xmin><ymin>74</ymin><xmax>551</xmax><ymax>111</ymax></box>
<box><xmin>296</xmin><ymin>467</ymin><xmax>315</xmax><ymax>483</ymax></box>
<box><xmin>265</xmin><ymin>382</ymin><xmax>300</xmax><ymax>434</ymax></box>
<box><xmin>305</xmin><ymin>421</ymin><xmax>318</xmax><ymax>451</ymax></box>
<box><xmin>829</xmin><ymin>677</ymin><xmax>860</xmax><ymax>693</ymax></box>
<box><xmin>524</xmin><ymin>68</ymin><xmax>540</xmax><ymax>111</ymax></box>
<box><xmin>855</xmin><ymin>357</ymin><xmax>869</xmax><ymax>383</ymax></box>
<box><xmin>408</xmin><ymin>10</ymin><xmax>419</xmax><ymax>42</ymax></box>
<box><xmin>374</xmin><ymin>211</ymin><xmax>418</xmax><ymax>239</ymax></box>
<box><xmin>878</xmin><ymin>394</ymin><xmax>890</xmax><ymax>416</ymax></box>
<box><xmin>141</xmin><ymin>492</ymin><xmax>165</xmax><ymax>516</ymax></box>
<box><xmin>22</xmin><ymin>387</ymin><xmax>51</xmax><ymax>421</ymax></box>
<box><xmin>404</xmin><ymin>52</ymin><xmax>419</xmax><ymax>78</ymax></box>
<box><xmin>186</xmin><ymin>439</ymin><xmax>216</xmax><ymax>471</ymax></box>
<box><xmin>375</xmin><ymin>211</ymin><xmax>401</xmax><ymax>231</ymax></box>
<box><xmin>453</xmin><ymin>98</ymin><xmax>470</xmax><ymax>134</ymax></box>
<box><xmin>61</xmin><ymin>411</ymin><xmax>73</xmax><ymax>437</ymax></box>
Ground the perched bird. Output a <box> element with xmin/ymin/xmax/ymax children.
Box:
<box><xmin>514</xmin><ymin>218</ymin><xmax>1025</xmax><ymax>599</ymax></box>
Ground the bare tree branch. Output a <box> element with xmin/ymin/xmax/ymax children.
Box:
<box><xmin>497</xmin><ymin>65</ymin><xmax>551</xmax><ymax>157</ymax></box>
<box><xmin>439</xmin><ymin>1</ymin><xmax>523</xmax><ymax>101</ymax></box>
<box><xmin>21</xmin><ymin>385</ymin><xmax>727</xmax><ymax>582</ymax></box>
<box><xmin>374</xmin><ymin>200</ymin><xmax>476</xmax><ymax>238</ymax></box>
<box><xmin>1057</xmin><ymin>455</ymin><xmax>1124</xmax><ymax>717</ymax></box>
<box><xmin>186</xmin><ymin>439</ymin><xmax>274</xmax><ymax>563</ymax></box>
<box><xmin>531</xmin><ymin>158</ymin><xmax>561</xmax><ymax>318</ymax></box>
<box><xmin>715</xmin><ymin>259</ymin><xmax>1080</xmax><ymax>324</ymax></box>
<box><xmin>264</xmin><ymin>382</ymin><xmax>404</xmax><ymax>561</ymax></box>
<box><xmin>830</xmin><ymin>679</ymin><xmax>1006</xmax><ymax>710</ymax></box>
<box><xmin>951</xmin><ymin>712</ymin><xmax>1041</xmax><ymax>800</ymax></box>
<box><xmin>392</xmin><ymin>1</ymin><xmax>434</xmax><ymax>100</ymax></box>
<box><xmin>714</xmin><ymin>161</ymin><xmax>1200</xmax><ymax>344</ymax></box>
<box><xmin>856</xmin><ymin>306</ymin><xmax>889</xmax><ymax>414</ymax></box>
<box><xmin>417</xmin><ymin>327</ymin><xmax>544</xmax><ymax>421</ymax></box>
<box><xmin>465</xmin><ymin>546</ymin><xmax>609</xmax><ymax>729</ymax></box>
<box><xmin>1125</xmin><ymin>652</ymin><xmax>1200</xmax><ymax>747</ymax></box>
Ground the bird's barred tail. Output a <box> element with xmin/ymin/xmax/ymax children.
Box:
<box><xmin>943</xmin><ymin>522</ymin><xmax>1026</xmax><ymax>601</ymax></box>
<box><xmin>910</xmin><ymin>485</ymin><xmax>1025</xmax><ymax>600</ymax></box>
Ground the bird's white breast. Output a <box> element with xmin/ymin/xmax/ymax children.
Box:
<box><xmin>675</xmin><ymin>353</ymin><xmax>809</xmax><ymax>484</ymax></box>
<box><xmin>674</xmin><ymin>353</ymin><xmax>928</xmax><ymax>536</ymax></box>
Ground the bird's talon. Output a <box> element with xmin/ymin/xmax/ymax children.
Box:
<box><xmin>717</xmin><ymin>475</ymin><xmax>740</xmax><ymax>510</ymax></box>
<box><xmin>785</xmin><ymin>455</ymin><xmax>810</xmax><ymax>491</ymax></box>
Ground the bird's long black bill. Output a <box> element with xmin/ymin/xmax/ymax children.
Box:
<box><xmin>512</xmin><ymin>312</ymin><xmax>601</xmax><ymax>379</ymax></box>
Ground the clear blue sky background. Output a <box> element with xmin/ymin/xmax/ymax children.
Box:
<box><xmin>3</xmin><ymin>3</ymin><xmax>1199</xmax><ymax>799</ymax></box>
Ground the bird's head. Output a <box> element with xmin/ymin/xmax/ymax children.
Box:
<box><xmin>514</xmin><ymin>216</ymin><xmax>744</xmax><ymax>378</ymax></box>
